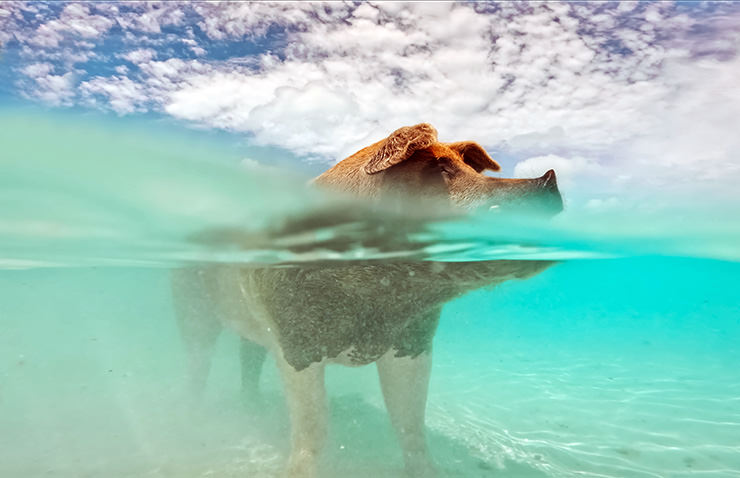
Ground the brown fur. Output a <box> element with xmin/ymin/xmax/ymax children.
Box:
<box><xmin>314</xmin><ymin>123</ymin><xmax>560</xmax><ymax>212</ymax></box>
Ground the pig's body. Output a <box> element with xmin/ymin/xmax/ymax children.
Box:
<box><xmin>173</xmin><ymin>260</ymin><xmax>551</xmax><ymax>370</ymax></box>
<box><xmin>171</xmin><ymin>124</ymin><xmax>562</xmax><ymax>478</ymax></box>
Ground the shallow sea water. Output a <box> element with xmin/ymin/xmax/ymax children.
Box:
<box><xmin>1</xmin><ymin>110</ymin><xmax>739</xmax><ymax>477</ymax></box>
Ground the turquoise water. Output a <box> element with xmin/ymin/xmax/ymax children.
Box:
<box><xmin>1</xmin><ymin>110</ymin><xmax>739</xmax><ymax>477</ymax></box>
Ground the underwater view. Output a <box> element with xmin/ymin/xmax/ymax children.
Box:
<box><xmin>2</xmin><ymin>2</ymin><xmax>740</xmax><ymax>478</ymax></box>
<box><xmin>2</xmin><ymin>111</ymin><xmax>739</xmax><ymax>478</ymax></box>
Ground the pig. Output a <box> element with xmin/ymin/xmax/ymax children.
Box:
<box><xmin>171</xmin><ymin>123</ymin><xmax>562</xmax><ymax>477</ymax></box>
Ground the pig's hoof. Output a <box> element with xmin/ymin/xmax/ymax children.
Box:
<box><xmin>405</xmin><ymin>456</ymin><xmax>438</xmax><ymax>478</ymax></box>
<box><xmin>283</xmin><ymin>451</ymin><xmax>318</xmax><ymax>478</ymax></box>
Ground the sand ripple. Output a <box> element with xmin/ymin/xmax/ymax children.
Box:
<box><xmin>428</xmin><ymin>348</ymin><xmax>740</xmax><ymax>477</ymax></box>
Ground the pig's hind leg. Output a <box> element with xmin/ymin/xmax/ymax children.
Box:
<box><xmin>239</xmin><ymin>337</ymin><xmax>267</xmax><ymax>407</ymax></box>
<box><xmin>171</xmin><ymin>268</ymin><xmax>223</xmax><ymax>400</ymax></box>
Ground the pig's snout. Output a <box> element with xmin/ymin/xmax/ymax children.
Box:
<box><xmin>540</xmin><ymin>169</ymin><xmax>557</xmax><ymax>191</ymax></box>
<box><xmin>536</xmin><ymin>169</ymin><xmax>563</xmax><ymax>214</ymax></box>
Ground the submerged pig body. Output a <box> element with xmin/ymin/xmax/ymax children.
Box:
<box><xmin>190</xmin><ymin>260</ymin><xmax>552</xmax><ymax>371</ymax></box>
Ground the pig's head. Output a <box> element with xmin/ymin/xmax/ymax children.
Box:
<box><xmin>314</xmin><ymin>123</ymin><xmax>563</xmax><ymax>217</ymax></box>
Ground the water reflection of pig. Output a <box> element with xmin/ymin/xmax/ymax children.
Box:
<box><xmin>171</xmin><ymin>123</ymin><xmax>562</xmax><ymax>478</ymax></box>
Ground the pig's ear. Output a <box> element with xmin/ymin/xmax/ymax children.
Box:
<box><xmin>364</xmin><ymin>123</ymin><xmax>438</xmax><ymax>174</ymax></box>
<box><xmin>447</xmin><ymin>141</ymin><xmax>501</xmax><ymax>172</ymax></box>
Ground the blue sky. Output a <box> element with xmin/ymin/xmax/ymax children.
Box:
<box><xmin>2</xmin><ymin>1</ymin><xmax>740</xmax><ymax>209</ymax></box>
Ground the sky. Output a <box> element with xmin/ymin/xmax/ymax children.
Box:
<box><xmin>2</xmin><ymin>1</ymin><xmax>740</xmax><ymax>210</ymax></box>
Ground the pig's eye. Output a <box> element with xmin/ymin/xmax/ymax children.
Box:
<box><xmin>438</xmin><ymin>157</ymin><xmax>457</xmax><ymax>177</ymax></box>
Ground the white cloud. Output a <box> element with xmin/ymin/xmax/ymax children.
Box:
<box><xmin>20</xmin><ymin>62</ymin><xmax>55</xmax><ymax>78</ymax></box>
<box><xmin>80</xmin><ymin>76</ymin><xmax>149</xmax><ymax>114</ymax></box>
<box><xmin>122</xmin><ymin>48</ymin><xmax>156</xmax><ymax>64</ymax></box>
<box><xmin>613</xmin><ymin>52</ymin><xmax>740</xmax><ymax>200</ymax></box>
<box><xmin>157</xmin><ymin>2</ymin><xmax>682</xmax><ymax>163</ymax></box>
<box><xmin>0</xmin><ymin>3</ymin><xmax>20</xmax><ymax>45</ymax></box>
<box><xmin>18</xmin><ymin>43</ymin><xmax>94</xmax><ymax>67</ymax></box>
<box><xmin>102</xmin><ymin>2</ymin><xmax>185</xmax><ymax>34</ymax></box>
<box><xmin>27</xmin><ymin>23</ymin><xmax>64</xmax><ymax>48</ymax></box>
<box><xmin>192</xmin><ymin>2</ymin><xmax>350</xmax><ymax>40</ymax></box>
<box><xmin>514</xmin><ymin>154</ymin><xmax>603</xmax><ymax>189</ymax></box>
<box><xmin>27</xmin><ymin>3</ymin><xmax>114</xmax><ymax>48</ymax></box>
<box><xmin>21</xmin><ymin>72</ymin><xmax>76</xmax><ymax>106</ymax></box>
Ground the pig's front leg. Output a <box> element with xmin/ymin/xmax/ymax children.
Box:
<box><xmin>278</xmin><ymin>357</ymin><xmax>328</xmax><ymax>478</ymax></box>
<box><xmin>377</xmin><ymin>349</ymin><xmax>437</xmax><ymax>477</ymax></box>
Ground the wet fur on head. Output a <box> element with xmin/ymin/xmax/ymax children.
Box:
<box><xmin>314</xmin><ymin>123</ymin><xmax>502</xmax><ymax>203</ymax></box>
<box><xmin>364</xmin><ymin>123</ymin><xmax>439</xmax><ymax>174</ymax></box>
